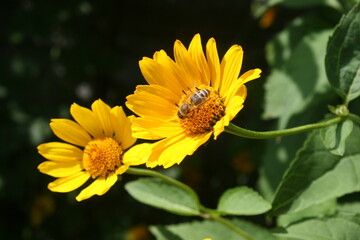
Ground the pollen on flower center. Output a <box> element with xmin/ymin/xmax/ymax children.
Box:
<box><xmin>177</xmin><ymin>87</ymin><xmax>226</xmax><ymax>135</ymax></box>
<box><xmin>83</xmin><ymin>137</ymin><xmax>123</xmax><ymax>179</ymax></box>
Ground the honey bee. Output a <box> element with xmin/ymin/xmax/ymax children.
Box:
<box><xmin>177</xmin><ymin>89</ymin><xmax>211</xmax><ymax>119</ymax></box>
<box><xmin>190</xmin><ymin>89</ymin><xmax>210</xmax><ymax>105</ymax></box>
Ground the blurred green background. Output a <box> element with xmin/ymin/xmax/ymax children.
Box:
<box><xmin>0</xmin><ymin>0</ymin><xmax>326</xmax><ymax>239</ymax></box>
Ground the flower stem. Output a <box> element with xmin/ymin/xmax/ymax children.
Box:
<box><xmin>126</xmin><ymin>167</ymin><xmax>201</xmax><ymax>209</ymax></box>
<box><xmin>201</xmin><ymin>208</ymin><xmax>253</xmax><ymax>240</ymax></box>
<box><xmin>225</xmin><ymin>117</ymin><xmax>342</xmax><ymax>139</ymax></box>
<box><xmin>349</xmin><ymin>113</ymin><xmax>360</xmax><ymax>124</ymax></box>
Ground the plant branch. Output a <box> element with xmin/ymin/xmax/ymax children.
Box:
<box><xmin>349</xmin><ymin>113</ymin><xmax>360</xmax><ymax>124</ymax></box>
<box><xmin>208</xmin><ymin>213</ymin><xmax>253</xmax><ymax>240</ymax></box>
<box><xmin>225</xmin><ymin>117</ymin><xmax>342</xmax><ymax>139</ymax></box>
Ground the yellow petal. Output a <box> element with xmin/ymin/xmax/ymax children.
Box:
<box><xmin>214</xmin><ymin>85</ymin><xmax>247</xmax><ymax>139</ymax></box>
<box><xmin>91</xmin><ymin>99</ymin><xmax>114</xmax><ymax>137</ymax></box>
<box><xmin>226</xmin><ymin>96</ymin><xmax>245</xmax><ymax>121</ymax></box>
<box><xmin>116</xmin><ymin>165</ymin><xmax>129</xmax><ymax>175</ymax></box>
<box><xmin>75</xmin><ymin>174</ymin><xmax>118</xmax><ymax>201</ymax></box>
<box><xmin>206</xmin><ymin>38</ymin><xmax>221</xmax><ymax>90</ymax></box>
<box><xmin>133</xmin><ymin>140</ymin><xmax>166</xmax><ymax>168</ymax></box>
<box><xmin>126</xmin><ymin>87</ymin><xmax>178</xmax><ymax>120</ymax></box>
<box><xmin>219</xmin><ymin>45</ymin><xmax>243</xmax><ymax>97</ymax></box>
<box><xmin>134</xmin><ymin>85</ymin><xmax>179</xmax><ymax>107</ymax></box>
<box><xmin>213</xmin><ymin>118</ymin><xmax>226</xmax><ymax>140</ymax></box>
<box><xmin>173</xmin><ymin>39</ymin><xmax>202</xmax><ymax>88</ymax></box>
<box><xmin>50</xmin><ymin>119</ymin><xmax>92</xmax><ymax>147</ymax></box>
<box><xmin>38</xmin><ymin>142</ymin><xmax>83</xmax><ymax>161</ymax></box>
<box><xmin>161</xmin><ymin>132</ymin><xmax>212</xmax><ymax>168</ymax></box>
<box><xmin>122</xmin><ymin>143</ymin><xmax>153</xmax><ymax>166</ymax></box>
<box><xmin>224</xmin><ymin>84</ymin><xmax>247</xmax><ymax>119</ymax></box>
<box><xmin>126</xmin><ymin>137</ymin><xmax>175</xmax><ymax>168</ymax></box>
<box><xmin>48</xmin><ymin>171</ymin><xmax>90</xmax><ymax>193</ymax></box>
<box><xmin>38</xmin><ymin>161</ymin><xmax>82</xmax><ymax>177</ymax></box>
<box><xmin>213</xmin><ymin>105</ymin><xmax>243</xmax><ymax>140</ymax></box>
<box><xmin>131</xmin><ymin>117</ymin><xmax>182</xmax><ymax>140</ymax></box>
<box><xmin>110</xmin><ymin>106</ymin><xmax>136</xmax><ymax>150</ymax></box>
<box><xmin>147</xmin><ymin>132</ymin><xmax>212</xmax><ymax>168</ymax></box>
<box><xmin>70</xmin><ymin>103</ymin><xmax>103</xmax><ymax>138</ymax></box>
<box><xmin>146</xmin><ymin>160</ymin><xmax>160</xmax><ymax>168</ymax></box>
<box><xmin>239</xmin><ymin>68</ymin><xmax>262</xmax><ymax>84</ymax></box>
<box><xmin>139</xmin><ymin>57</ymin><xmax>183</xmax><ymax>97</ymax></box>
<box><xmin>223</xmin><ymin>78</ymin><xmax>247</xmax><ymax>106</ymax></box>
<box><xmin>152</xmin><ymin>50</ymin><xmax>190</xmax><ymax>91</ymax></box>
<box><xmin>188</xmin><ymin>34</ymin><xmax>210</xmax><ymax>85</ymax></box>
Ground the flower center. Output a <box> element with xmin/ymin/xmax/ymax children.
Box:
<box><xmin>177</xmin><ymin>87</ymin><xmax>226</xmax><ymax>135</ymax></box>
<box><xmin>82</xmin><ymin>137</ymin><xmax>123</xmax><ymax>179</ymax></box>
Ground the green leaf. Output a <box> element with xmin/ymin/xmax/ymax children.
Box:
<box><xmin>274</xmin><ymin>217</ymin><xmax>360</xmax><ymax>240</ymax></box>
<box><xmin>277</xmin><ymin>199</ymin><xmax>337</xmax><ymax>227</ymax></box>
<box><xmin>337</xmin><ymin>202</ymin><xmax>360</xmax><ymax>225</ymax></box>
<box><xmin>263</xmin><ymin>16</ymin><xmax>333</xmax><ymax>128</ymax></box>
<box><xmin>125</xmin><ymin>178</ymin><xmax>201</xmax><ymax>216</ymax></box>
<box><xmin>293</xmin><ymin>154</ymin><xmax>360</xmax><ymax>208</ymax></box>
<box><xmin>257</xmin><ymin>127</ymin><xmax>309</xmax><ymax>201</ymax></box>
<box><xmin>217</xmin><ymin>187</ymin><xmax>271</xmax><ymax>216</ymax></box>
<box><xmin>339</xmin><ymin>0</ymin><xmax>360</xmax><ymax>12</ymax></box>
<box><xmin>325</xmin><ymin>2</ymin><xmax>360</xmax><ymax>104</ymax></box>
<box><xmin>320</xmin><ymin>119</ymin><xmax>353</xmax><ymax>156</ymax></box>
<box><xmin>257</xmin><ymin>111</ymin><xmax>337</xmax><ymax>202</ymax></box>
<box><xmin>150</xmin><ymin>219</ymin><xmax>277</xmax><ymax>240</ymax></box>
<box><xmin>338</xmin><ymin>201</ymin><xmax>360</xmax><ymax>215</ymax></box>
<box><xmin>271</xmin><ymin>120</ymin><xmax>360</xmax><ymax>216</ymax></box>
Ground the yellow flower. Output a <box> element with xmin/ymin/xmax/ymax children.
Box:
<box><xmin>126</xmin><ymin>34</ymin><xmax>261</xmax><ymax>168</ymax></box>
<box><xmin>37</xmin><ymin>99</ymin><xmax>145</xmax><ymax>201</ymax></box>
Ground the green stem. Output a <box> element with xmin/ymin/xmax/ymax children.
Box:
<box><xmin>209</xmin><ymin>214</ymin><xmax>253</xmax><ymax>240</ymax></box>
<box><xmin>349</xmin><ymin>113</ymin><xmax>360</xmax><ymax>124</ymax></box>
<box><xmin>225</xmin><ymin>117</ymin><xmax>342</xmax><ymax>139</ymax></box>
<box><xmin>126</xmin><ymin>167</ymin><xmax>201</xmax><ymax>208</ymax></box>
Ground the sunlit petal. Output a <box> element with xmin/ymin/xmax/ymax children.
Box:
<box><xmin>70</xmin><ymin>103</ymin><xmax>103</xmax><ymax>138</ymax></box>
<box><xmin>122</xmin><ymin>143</ymin><xmax>153</xmax><ymax>166</ymax></box>
<box><xmin>131</xmin><ymin>117</ymin><xmax>182</xmax><ymax>140</ymax></box>
<box><xmin>219</xmin><ymin>45</ymin><xmax>243</xmax><ymax>97</ymax></box>
<box><xmin>126</xmin><ymin>86</ymin><xmax>178</xmax><ymax>120</ymax></box>
<box><xmin>50</xmin><ymin>119</ymin><xmax>91</xmax><ymax>147</ymax></box>
<box><xmin>38</xmin><ymin>142</ymin><xmax>83</xmax><ymax>161</ymax></box>
<box><xmin>38</xmin><ymin>161</ymin><xmax>82</xmax><ymax>177</ymax></box>
<box><xmin>110</xmin><ymin>106</ymin><xmax>136</xmax><ymax>149</ymax></box>
<box><xmin>153</xmin><ymin>50</ymin><xmax>189</xmax><ymax>90</ymax></box>
<box><xmin>239</xmin><ymin>68</ymin><xmax>262</xmax><ymax>84</ymax></box>
<box><xmin>160</xmin><ymin>132</ymin><xmax>212</xmax><ymax>168</ymax></box>
<box><xmin>91</xmin><ymin>99</ymin><xmax>114</xmax><ymax>137</ymax></box>
<box><xmin>145</xmin><ymin>132</ymin><xmax>212</xmax><ymax>168</ymax></box>
<box><xmin>48</xmin><ymin>171</ymin><xmax>90</xmax><ymax>193</ymax></box>
<box><xmin>139</xmin><ymin>57</ymin><xmax>184</xmax><ymax>97</ymax></box>
<box><xmin>188</xmin><ymin>33</ymin><xmax>210</xmax><ymax>85</ymax></box>
<box><xmin>75</xmin><ymin>174</ymin><xmax>118</xmax><ymax>201</ymax></box>
<box><xmin>206</xmin><ymin>38</ymin><xmax>221</xmax><ymax>90</ymax></box>
<box><xmin>174</xmin><ymin>40</ymin><xmax>202</xmax><ymax>87</ymax></box>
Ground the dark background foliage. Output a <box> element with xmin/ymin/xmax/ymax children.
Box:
<box><xmin>0</xmin><ymin>0</ymin><xmax>304</xmax><ymax>239</ymax></box>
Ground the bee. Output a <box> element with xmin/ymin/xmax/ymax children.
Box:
<box><xmin>177</xmin><ymin>103</ymin><xmax>193</xmax><ymax>119</ymax></box>
<box><xmin>177</xmin><ymin>89</ymin><xmax>211</xmax><ymax>119</ymax></box>
<box><xmin>190</xmin><ymin>89</ymin><xmax>210</xmax><ymax>105</ymax></box>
